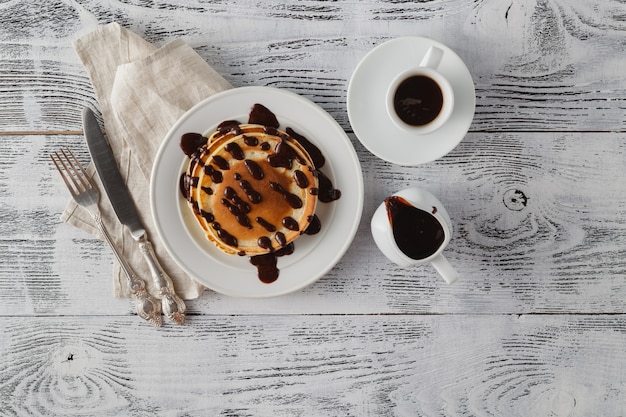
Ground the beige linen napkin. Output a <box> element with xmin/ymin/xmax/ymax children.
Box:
<box><xmin>61</xmin><ymin>22</ymin><xmax>232</xmax><ymax>299</ymax></box>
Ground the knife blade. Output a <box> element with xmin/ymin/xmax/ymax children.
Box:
<box><xmin>82</xmin><ymin>107</ymin><xmax>186</xmax><ymax>325</ymax></box>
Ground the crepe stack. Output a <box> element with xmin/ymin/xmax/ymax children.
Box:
<box><xmin>183</xmin><ymin>123</ymin><xmax>319</xmax><ymax>256</ymax></box>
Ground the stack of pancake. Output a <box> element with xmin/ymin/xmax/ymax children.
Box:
<box><xmin>182</xmin><ymin>116</ymin><xmax>319</xmax><ymax>257</ymax></box>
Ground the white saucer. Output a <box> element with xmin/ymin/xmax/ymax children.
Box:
<box><xmin>347</xmin><ymin>37</ymin><xmax>475</xmax><ymax>165</ymax></box>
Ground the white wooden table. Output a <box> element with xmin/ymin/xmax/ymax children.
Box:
<box><xmin>2</xmin><ymin>1</ymin><xmax>626</xmax><ymax>415</ymax></box>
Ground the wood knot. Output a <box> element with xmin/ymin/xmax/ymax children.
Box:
<box><xmin>551</xmin><ymin>390</ymin><xmax>576</xmax><ymax>416</ymax></box>
<box><xmin>503</xmin><ymin>188</ymin><xmax>528</xmax><ymax>211</ymax></box>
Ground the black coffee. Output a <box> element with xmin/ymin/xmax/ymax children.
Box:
<box><xmin>385</xmin><ymin>196</ymin><xmax>445</xmax><ymax>260</ymax></box>
<box><xmin>393</xmin><ymin>75</ymin><xmax>443</xmax><ymax>126</ymax></box>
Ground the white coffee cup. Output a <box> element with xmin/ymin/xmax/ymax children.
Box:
<box><xmin>371</xmin><ymin>187</ymin><xmax>458</xmax><ymax>284</ymax></box>
<box><xmin>386</xmin><ymin>46</ymin><xmax>454</xmax><ymax>135</ymax></box>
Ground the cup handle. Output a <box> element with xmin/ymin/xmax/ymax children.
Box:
<box><xmin>430</xmin><ymin>254</ymin><xmax>458</xmax><ymax>284</ymax></box>
<box><xmin>420</xmin><ymin>46</ymin><xmax>444</xmax><ymax>69</ymax></box>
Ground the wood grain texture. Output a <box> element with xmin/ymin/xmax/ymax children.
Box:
<box><xmin>1</xmin><ymin>315</ymin><xmax>625</xmax><ymax>416</ymax></box>
<box><xmin>3</xmin><ymin>0</ymin><xmax>626</xmax><ymax>414</ymax></box>
<box><xmin>2</xmin><ymin>132</ymin><xmax>625</xmax><ymax>316</ymax></box>
<box><xmin>2</xmin><ymin>0</ymin><xmax>626</xmax><ymax>132</ymax></box>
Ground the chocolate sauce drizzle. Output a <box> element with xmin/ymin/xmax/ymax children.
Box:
<box><xmin>268</xmin><ymin>138</ymin><xmax>304</xmax><ymax>169</ymax></box>
<box><xmin>282</xmin><ymin>216</ymin><xmax>299</xmax><ymax>231</ymax></box>
<box><xmin>180</xmin><ymin>132</ymin><xmax>206</xmax><ymax>158</ymax></box>
<box><xmin>217</xmin><ymin>120</ymin><xmax>243</xmax><ymax>136</ymax></box>
<box><xmin>225</xmin><ymin>142</ymin><xmax>245</xmax><ymax>160</ymax></box>
<box><xmin>212</xmin><ymin>155</ymin><xmax>230</xmax><ymax>170</ymax></box>
<box><xmin>256</xmin><ymin>216</ymin><xmax>276</xmax><ymax>232</ymax></box>
<box><xmin>294</xmin><ymin>170</ymin><xmax>309</xmax><ymax>188</ymax></box>
<box><xmin>244</xmin><ymin>159</ymin><xmax>264</xmax><ymax>180</ymax></box>
<box><xmin>315</xmin><ymin>169</ymin><xmax>341</xmax><ymax>203</ymax></box>
<box><xmin>243</xmin><ymin>135</ymin><xmax>258</xmax><ymax>147</ymax></box>
<box><xmin>204</xmin><ymin>165</ymin><xmax>223</xmax><ymax>183</ymax></box>
<box><xmin>304</xmin><ymin>214</ymin><xmax>321</xmax><ymax>235</ymax></box>
<box><xmin>286</xmin><ymin>127</ymin><xmax>325</xmax><ymax>169</ymax></box>
<box><xmin>250</xmin><ymin>243</ymin><xmax>294</xmax><ymax>283</ymax></box>
<box><xmin>269</xmin><ymin>181</ymin><xmax>302</xmax><ymax>209</ymax></box>
<box><xmin>179</xmin><ymin>103</ymin><xmax>341</xmax><ymax>284</ymax></box>
<box><xmin>212</xmin><ymin>222</ymin><xmax>237</xmax><ymax>247</ymax></box>
<box><xmin>239</xmin><ymin>179</ymin><xmax>262</xmax><ymax>204</ymax></box>
<box><xmin>221</xmin><ymin>186</ymin><xmax>253</xmax><ymax>229</ymax></box>
<box><xmin>249</xmin><ymin>103</ymin><xmax>280</xmax><ymax>128</ymax></box>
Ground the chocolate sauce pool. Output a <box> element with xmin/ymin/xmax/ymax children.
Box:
<box><xmin>179</xmin><ymin>103</ymin><xmax>341</xmax><ymax>283</ymax></box>
<box><xmin>385</xmin><ymin>196</ymin><xmax>444</xmax><ymax>260</ymax></box>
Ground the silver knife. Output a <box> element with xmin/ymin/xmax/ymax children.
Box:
<box><xmin>82</xmin><ymin>107</ymin><xmax>186</xmax><ymax>325</ymax></box>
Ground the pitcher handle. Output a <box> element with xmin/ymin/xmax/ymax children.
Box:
<box><xmin>430</xmin><ymin>254</ymin><xmax>458</xmax><ymax>284</ymax></box>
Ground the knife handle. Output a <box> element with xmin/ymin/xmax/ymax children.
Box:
<box><xmin>137</xmin><ymin>236</ymin><xmax>187</xmax><ymax>325</ymax></box>
<box><xmin>92</xmin><ymin>213</ymin><xmax>163</xmax><ymax>327</ymax></box>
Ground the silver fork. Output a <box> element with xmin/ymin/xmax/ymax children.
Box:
<box><xmin>51</xmin><ymin>147</ymin><xmax>163</xmax><ymax>327</ymax></box>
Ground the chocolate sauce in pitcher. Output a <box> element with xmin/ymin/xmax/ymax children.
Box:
<box><xmin>385</xmin><ymin>196</ymin><xmax>445</xmax><ymax>260</ymax></box>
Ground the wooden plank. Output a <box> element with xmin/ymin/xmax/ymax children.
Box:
<box><xmin>1</xmin><ymin>314</ymin><xmax>625</xmax><ymax>415</ymax></box>
<box><xmin>2</xmin><ymin>0</ymin><xmax>626</xmax><ymax>132</ymax></box>
<box><xmin>2</xmin><ymin>1</ymin><xmax>625</xmax><ymax>415</ymax></box>
<box><xmin>2</xmin><ymin>132</ymin><xmax>625</xmax><ymax>316</ymax></box>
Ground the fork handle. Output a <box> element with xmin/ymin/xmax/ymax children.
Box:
<box><xmin>92</xmin><ymin>213</ymin><xmax>163</xmax><ymax>327</ymax></box>
<box><xmin>137</xmin><ymin>236</ymin><xmax>186</xmax><ymax>325</ymax></box>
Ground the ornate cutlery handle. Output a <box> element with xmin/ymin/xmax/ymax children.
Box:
<box><xmin>137</xmin><ymin>236</ymin><xmax>186</xmax><ymax>325</ymax></box>
<box><xmin>92</xmin><ymin>213</ymin><xmax>163</xmax><ymax>327</ymax></box>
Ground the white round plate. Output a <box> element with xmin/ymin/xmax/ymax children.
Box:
<box><xmin>347</xmin><ymin>37</ymin><xmax>475</xmax><ymax>165</ymax></box>
<box><xmin>151</xmin><ymin>86</ymin><xmax>364</xmax><ymax>298</ymax></box>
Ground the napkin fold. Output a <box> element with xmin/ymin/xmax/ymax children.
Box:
<box><xmin>61</xmin><ymin>22</ymin><xmax>233</xmax><ymax>299</ymax></box>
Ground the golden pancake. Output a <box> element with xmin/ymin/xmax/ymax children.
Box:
<box><xmin>184</xmin><ymin>123</ymin><xmax>318</xmax><ymax>256</ymax></box>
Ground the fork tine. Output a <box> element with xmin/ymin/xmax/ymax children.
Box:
<box><xmin>57</xmin><ymin>149</ymin><xmax>83</xmax><ymax>192</ymax></box>
<box><xmin>69</xmin><ymin>148</ymin><xmax>92</xmax><ymax>181</ymax></box>
<box><xmin>62</xmin><ymin>148</ymin><xmax>93</xmax><ymax>191</ymax></box>
<box><xmin>50</xmin><ymin>150</ymin><xmax>80</xmax><ymax>195</ymax></box>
